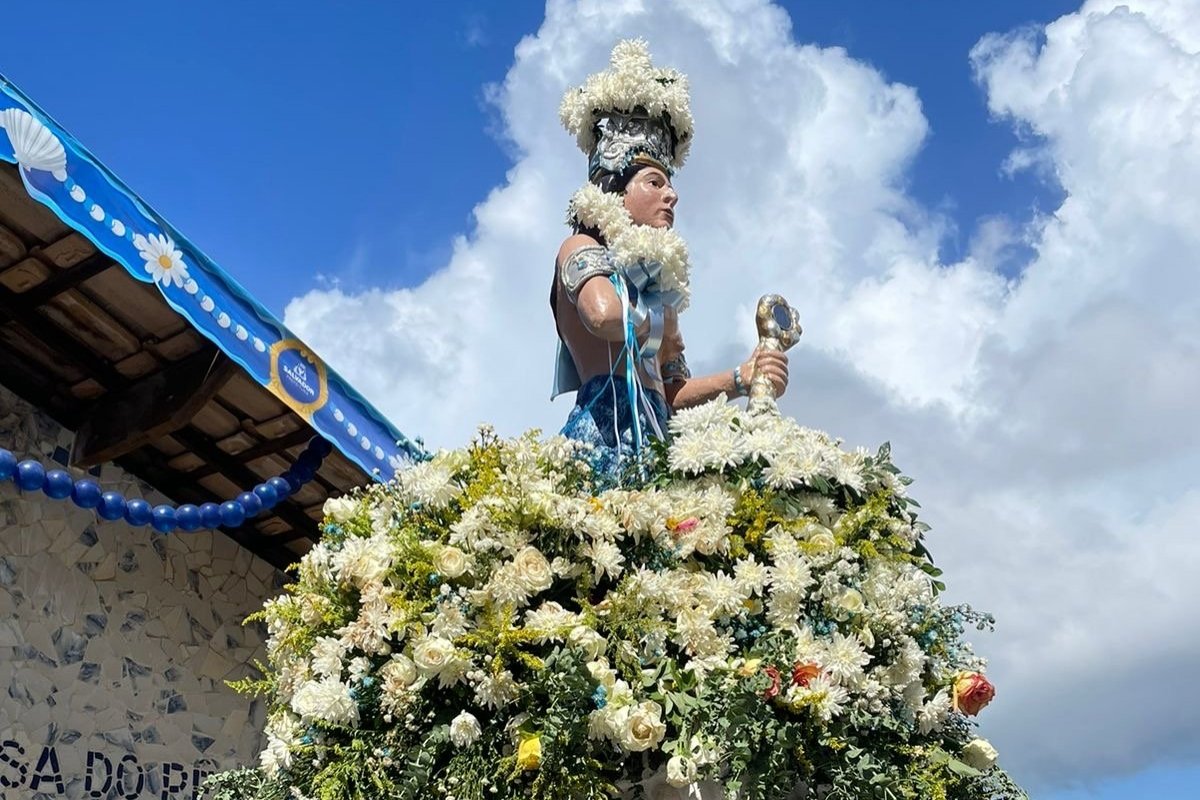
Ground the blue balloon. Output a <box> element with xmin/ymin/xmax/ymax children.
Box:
<box><xmin>268</xmin><ymin>476</ymin><xmax>292</xmax><ymax>498</ymax></box>
<box><xmin>253</xmin><ymin>482</ymin><xmax>279</xmax><ymax>509</ymax></box>
<box><xmin>43</xmin><ymin>469</ymin><xmax>74</xmax><ymax>500</ymax></box>
<box><xmin>176</xmin><ymin>504</ymin><xmax>202</xmax><ymax>532</ymax></box>
<box><xmin>98</xmin><ymin>492</ymin><xmax>126</xmax><ymax>521</ymax></box>
<box><xmin>219</xmin><ymin>500</ymin><xmax>245</xmax><ymax>528</ymax></box>
<box><xmin>307</xmin><ymin>437</ymin><xmax>334</xmax><ymax>459</ymax></box>
<box><xmin>16</xmin><ymin>460</ymin><xmax>45</xmax><ymax>492</ymax></box>
<box><xmin>282</xmin><ymin>472</ymin><xmax>303</xmax><ymax>493</ymax></box>
<box><xmin>238</xmin><ymin>491</ymin><xmax>263</xmax><ymax>518</ymax></box>
<box><xmin>294</xmin><ymin>451</ymin><xmax>320</xmax><ymax>474</ymax></box>
<box><xmin>151</xmin><ymin>505</ymin><xmax>177</xmax><ymax>534</ymax></box>
<box><xmin>199</xmin><ymin>502</ymin><xmax>222</xmax><ymax>529</ymax></box>
<box><xmin>291</xmin><ymin>464</ymin><xmax>316</xmax><ymax>485</ymax></box>
<box><xmin>0</xmin><ymin>449</ymin><xmax>16</xmax><ymax>481</ymax></box>
<box><xmin>125</xmin><ymin>498</ymin><xmax>153</xmax><ymax>527</ymax></box>
<box><xmin>71</xmin><ymin>480</ymin><xmax>102</xmax><ymax>509</ymax></box>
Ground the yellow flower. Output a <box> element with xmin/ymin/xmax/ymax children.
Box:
<box><xmin>737</xmin><ymin>658</ymin><xmax>762</xmax><ymax>677</ymax></box>
<box><xmin>517</xmin><ymin>734</ymin><xmax>542</xmax><ymax>770</ymax></box>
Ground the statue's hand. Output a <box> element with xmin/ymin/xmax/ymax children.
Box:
<box><xmin>740</xmin><ymin>348</ymin><xmax>789</xmax><ymax>399</ymax></box>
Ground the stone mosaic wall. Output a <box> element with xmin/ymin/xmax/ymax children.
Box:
<box><xmin>0</xmin><ymin>382</ymin><xmax>283</xmax><ymax>799</ymax></box>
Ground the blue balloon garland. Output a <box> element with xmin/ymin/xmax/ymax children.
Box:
<box><xmin>0</xmin><ymin>436</ymin><xmax>332</xmax><ymax>534</ymax></box>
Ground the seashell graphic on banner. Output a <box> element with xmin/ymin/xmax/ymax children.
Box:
<box><xmin>0</xmin><ymin>108</ymin><xmax>68</xmax><ymax>181</ymax></box>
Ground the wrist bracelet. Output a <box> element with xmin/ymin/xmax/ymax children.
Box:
<box><xmin>733</xmin><ymin>365</ymin><xmax>748</xmax><ymax>397</ymax></box>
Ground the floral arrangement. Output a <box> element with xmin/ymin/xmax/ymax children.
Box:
<box><xmin>208</xmin><ymin>399</ymin><xmax>1026</xmax><ymax>800</ymax></box>
<box><xmin>560</xmin><ymin>39</ymin><xmax>694</xmax><ymax>170</ymax></box>
<box><xmin>566</xmin><ymin>182</ymin><xmax>691</xmax><ymax>309</ymax></box>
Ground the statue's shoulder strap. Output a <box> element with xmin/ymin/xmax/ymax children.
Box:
<box><xmin>559</xmin><ymin>244</ymin><xmax>616</xmax><ymax>304</ymax></box>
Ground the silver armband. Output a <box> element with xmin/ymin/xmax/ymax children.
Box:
<box><xmin>662</xmin><ymin>352</ymin><xmax>691</xmax><ymax>384</ymax></box>
<box><xmin>559</xmin><ymin>245</ymin><xmax>616</xmax><ymax>304</ymax></box>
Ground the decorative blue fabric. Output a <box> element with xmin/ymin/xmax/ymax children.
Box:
<box><xmin>0</xmin><ymin>75</ymin><xmax>427</xmax><ymax>481</ymax></box>
<box><xmin>560</xmin><ymin>374</ymin><xmax>669</xmax><ymax>485</ymax></box>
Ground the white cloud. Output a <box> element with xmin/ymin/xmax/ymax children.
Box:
<box><xmin>284</xmin><ymin>0</ymin><xmax>1200</xmax><ymax>790</ymax></box>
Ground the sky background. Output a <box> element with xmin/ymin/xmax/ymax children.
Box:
<box><xmin>4</xmin><ymin>1</ymin><xmax>1199</xmax><ymax>797</ymax></box>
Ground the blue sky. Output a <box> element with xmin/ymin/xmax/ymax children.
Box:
<box><xmin>5</xmin><ymin>2</ymin><xmax>1198</xmax><ymax>797</ymax></box>
<box><xmin>5</xmin><ymin>0</ymin><xmax>1072</xmax><ymax>314</ymax></box>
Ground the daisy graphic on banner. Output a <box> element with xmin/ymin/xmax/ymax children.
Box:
<box><xmin>205</xmin><ymin>40</ymin><xmax>1029</xmax><ymax>800</ymax></box>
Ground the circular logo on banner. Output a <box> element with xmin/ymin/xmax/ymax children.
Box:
<box><xmin>268</xmin><ymin>339</ymin><xmax>328</xmax><ymax>419</ymax></box>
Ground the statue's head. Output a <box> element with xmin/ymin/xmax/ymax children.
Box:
<box><xmin>562</xmin><ymin>40</ymin><xmax>692</xmax><ymax>234</ymax></box>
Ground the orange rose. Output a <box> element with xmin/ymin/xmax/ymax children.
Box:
<box><xmin>791</xmin><ymin>662</ymin><xmax>820</xmax><ymax>688</ymax></box>
<box><xmin>953</xmin><ymin>672</ymin><xmax>995</xmax><ymax>716</ymax></box>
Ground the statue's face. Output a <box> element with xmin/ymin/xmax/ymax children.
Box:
<box><xmin>623</xmin><ymin>166</ymin><xmax>678</xmax><ymax>228</ymax></box>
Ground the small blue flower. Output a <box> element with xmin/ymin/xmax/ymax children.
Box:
<box><xmin>592</xmin><ymin>685</ymin><xmax>608</xmax><ymax>709</ymax></box>
<box><xmin>428</xmin><ymin>573</ymin><xmax>440</xmax><ymax>585</ymax></box>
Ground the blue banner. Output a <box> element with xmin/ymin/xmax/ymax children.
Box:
<box><xmin>0</xmin><ymin>75</ymin><xmax>426</xmax><ymax>480</ymax></box>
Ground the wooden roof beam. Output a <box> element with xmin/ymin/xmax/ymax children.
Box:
<box><xmin>185</xmin><ymin>426</ymin><xmax>315</xmax><ymax>481</ymax></box>
<box><xmin>72</xmin><ymin>346</ymin><xmax>237</xmax><ymax>468</ymax></box>
<box><xmin>0</xmin><ymin>283</ymin><xmax>128</xmax><ymax>388</ymax></box>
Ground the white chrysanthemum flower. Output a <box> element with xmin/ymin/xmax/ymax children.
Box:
<box><xmin>524</xmin><ymin>601</ymin><xmax>580</xmax><ymax>642</ymax></box>
<box><xmin>430</xmin><ymin>604</ymin><xmax>470</xmax><ymax>640</ymax></box>
<box><xmin>807</xmin><ymin>672</ymin><xmax>850</xmax><ymax>722</ymax></box>
<box><xmin>485</xmin><ymin>565</ymin><xmax>531</xmax><ymax>607</ymax></box>
<box><xmin>400</xmin><ymin>460</ymin><xmax>460</xmax><ymax>510</ymax></box>
<box><xmin>474</xmin><ymin>670</ymin><xmax>520</xmax><ymax>709</ymax></box>
<box><xmin>310</xmin><ymin>636</ymin><xmax>346</xmax><ymax>678</ymax></box>
<box><xmin>449</xmin><ymin>711</ymin><xmax>482</xmax><ymax>748</ymax></box>
<box><xmin>290</xmin><ymin>676</ymin><xmax>358</xmax><ymax>726</ymax></box>
<box><xmin>883</xmin><ymin>636</ymin><xmax>926</xmax><ymax>689</ymax></box>
<box><xmin>448</xmin><ymin>504</ymin><xmax>491</xmax><ymax>550</ymax></box>
<box><xmin>698</xmin><ymin>572</ymin><xmax>745</xmax><ymax>618</ymax></box>
<box><xmin>330</xmin><ymin>533</ymin><xmax>395</xmax><ymax>588</ymax></box>
<box><xmin>581</xmin><ymin>539</ymin><xmax>626</xmax><ymax>582</ymax></box>
<box><xmin>918</xmin><ymin>688</ymin><xmax>952</xmax><ymax>734</ymax></box>
<box><xmin>769</xmin><ymin>555</ymin><xmax>814</xmax><ymax>596</ymax></box>
<box><xmin>668</xmin><ymin>398</ymin><xmax>739</xmax><ymax>438</ymax></box>
<box><xmin>259</xmin><ymin>713</ymin><xmax>301</xmax><ymax>776</ymax></box>
<box><xmin>824</xmin><ymin>632</ymin><xmax>871</xmax><ymax>686</ymax></box>
<box><xmin>667</xmin><ymin>431</ymin><xmax>712</xmax><ymax>475</ymax></box>
<box><xmin>733</xmin><ymin>555</ymin><xmax>768</xmax><ymax>597</ymax></box>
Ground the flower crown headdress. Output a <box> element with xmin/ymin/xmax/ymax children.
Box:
<box><xmin>559</xmin><ymin>39</ymin><xmax>694</xmax><ymax>179</ymax></box>
<box><xmin>560</xmin><ymin>40</ymin><xmax>694</xmax><ymax>310</ymax></box>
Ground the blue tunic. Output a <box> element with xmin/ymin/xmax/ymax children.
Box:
<box><xmin>560</xmin><ymin>374</ymin><xmax>669</xmax><ymax>485</ymax></box>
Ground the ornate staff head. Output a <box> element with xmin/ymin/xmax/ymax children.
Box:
<box><xmin>749</xmin><ymin>294</ymin><xmax>802</xmax><ymax>413</ymax></box>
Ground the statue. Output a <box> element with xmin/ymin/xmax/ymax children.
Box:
<box><xmin>550</xmin><ymin>41</ymin><xmax>789</xmax><ymax>480</ymax></box>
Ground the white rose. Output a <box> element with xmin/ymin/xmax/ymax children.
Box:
<box><xmin>665</xmin><ymin>755</ymin><xmax>697</xmax><ymax>787</ymax></box>
<box><xmin>809</xmin><ymin>531</ymin><xmax>836</xmax><ymax>550</ymax></box>
<box><xmin>961</xmin><ymin>738</ymin><xmax>998</xmax><ymax>770</ymax></box>
<box><xmin>449</xmin><ymin>710</ymin><xmax>482</xmax><ymax>747</ymax></box>
<box><xmin>618</xmin><ymin>701</ymin><xmax>666</xmax><ymax>752</ymax></box>
<box><xmin>587</xmin><ymin>659</ymin><xmax>618</xmax><ymax>690</ymax></box>
<box><xmin>435</xmin><ymin>545</ymin><xmax>469</xmax><ymax>579</ymax></box>
<box><xmin>512</xmin><ymin>546</ymin><xmax>554</xmax><ymax>594</ymax></box>
<box><xmin>383</xmin><ymin>654</ymin><xmax>418</xmax><ymax>687</ymax></box>
<box><xmin>411</xmin><ymin>637</ymin><xmax>456</xmax><ymax>676</ymax></box>
<box><xmin>322</xmin><ymin>496</ymin><xmax>358</xmax><ymax>523</ymax></box>
<box><xmin>569</xmin><ymin>625</ymin><xmax>607</xmax><ymax>660</ymax></box>
<box><xmin>833</xmin><ymin>588</ymin><xmax>865</xmax><ymax>617</ymax></box>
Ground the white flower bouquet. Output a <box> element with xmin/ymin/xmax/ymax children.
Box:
<box><xmin>208</xmin><ymin>399</ymin><xmax>1026</xmax><ymax>800</ymax></box>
